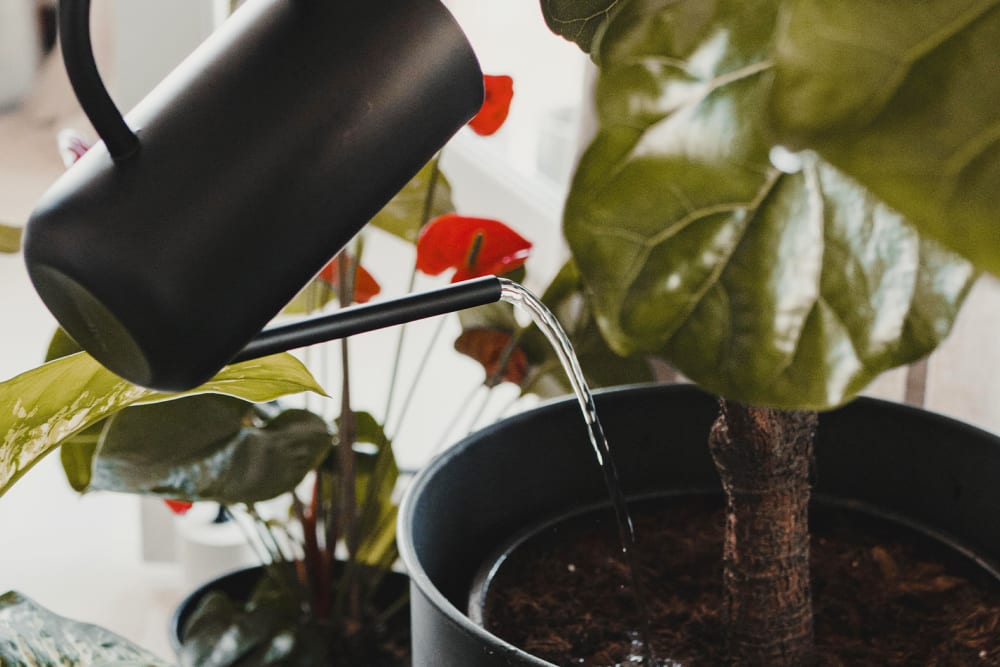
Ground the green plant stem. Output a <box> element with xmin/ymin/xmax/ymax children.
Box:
<box><xmin>387</xmin><ymin>314</ymin><xmax>447</xmax><ymax>438</ymax></box>
<box><xmin>382</xmin><ymin>155</ymin><xmax>442</xmax><ymax>429</ymax></box>
<box><xmin>431</xmin><ymin>380</ymin><xmax>484</xmax><ymax>456</ymax></box>
<box><xmin>248</xmin><ymin>505</ymin><xmax>291</xmax><ymax>564</ymax></box>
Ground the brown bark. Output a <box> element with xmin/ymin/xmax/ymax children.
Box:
<box><xmin>708</xmin><ymin>400</ymin><xmax>818</xmax><ymax>666</ymax></box>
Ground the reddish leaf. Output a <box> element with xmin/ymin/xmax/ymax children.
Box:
<box><xmin>416</xmin><ymin>213</ymin><xmax>532</xmax><ymax>282</ymax></box>
<box><xmin>469</xmin><ymin>75</ymin><xmax>514</xmax><ymax>136</ymax></box>
<box><xmin>317</xmin><ymin>255</ymin><xmax>381</xmax><ymax>304</ymax></box>
<box><xmin>455</xmin><ymin>328</ymin><xmax>528</xmax><ymax>386</ymax></box>
<box><xmin>57</xmin><ymin>129</ymin><xmax>91</xmax><ymax>167</ymax></box>
<box><xmin>164</xmin><ymin>499</ymin><xmax>193</xmax><ymax>515</ymax></box>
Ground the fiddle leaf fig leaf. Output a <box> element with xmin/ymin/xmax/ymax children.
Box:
<box><xmin>368</xmin><ymin>160</ymin><xmax>453</xmax><ymax>243</ymax></box>
<box><xmin>87</xmin><ymin>403</ymin><xmax>331</xmax><ymax>504</ymax></box>
<box><xmin>0</xmin><ymin>223</ymin><xmax>21</xmax><ymax>253</ymax></box>
<box><xmin>769</xmin><ymin>0</ymin><xmax>1000</xmax><ymax>276</ymax></box>
<box><xmin>539</xmin><ymin>0</ymin><xmax>620</xmax><ymax>53</ymax></box>
<box><xmin>0</xmin><ymin>591</ymin><xmax>171</xmax><ymax>666</ymax></box>
<box><xmin>0</xmin><ymin>352</ymin><xmax>326</xmax><ymax>498</ymax></box>
<box><xmin>565</xmin><ymin>0</ymin><xmax>976</xmax><ymax>409</ymax></box>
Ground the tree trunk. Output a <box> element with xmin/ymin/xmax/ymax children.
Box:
<box><xmin>708</xmin><ymin>399</ymin><xmax>817</xmax><ymax>666</ymax></box>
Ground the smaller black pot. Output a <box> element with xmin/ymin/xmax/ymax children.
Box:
<box><xmin>169</xmin><ymin>564</ymin><xmax>411</xmax><ymax>658</ymax></box>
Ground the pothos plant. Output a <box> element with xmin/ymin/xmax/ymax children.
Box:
<box><xmin>489</xmin><ymin>0</ymin><xmax>993</xmax><ymax>665</ymax></box>
<box><xmin>0</xmin><ymin>74</ymin><xmax>528</xmax><ymax>666</ymax></box>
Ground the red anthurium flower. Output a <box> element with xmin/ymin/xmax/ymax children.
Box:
<box><xmin>416</xmin><ymin>213</ymin><xmax>531</xmax><ymax>283</ymax></box>
<box><xmin>455</xmin><ymin>328</ymin><xmax>528</xmax><ymax>386</ymax></box>
<box><xmin>164</xmin><ymin>500</ymin><xmax>193</xmax><ymax>515</ymax></box>
<box><xmin>317</xmin><ymin>255</ymin><xmax>381</xmax><ymax>304</ymax></box>
<box><xmin>468</xmin><ymin>75</ymin><xmax>513</xmax><ymax>136</ymax></box>
<box><xmin>57</xmin><ymin>129</ymin><xmax>91</xmax><ymax>167</ymax></box>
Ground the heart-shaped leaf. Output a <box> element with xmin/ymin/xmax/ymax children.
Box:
<box><xmin>0</xmin><ymin>591</ymin><xmax>171</xmax><ymax>666</ymax></box>
<box><xmin>0</xmin><ymin>352</ymin><xmax>326</xmax><ymax>497</ymax></box>
<box><xmin>81</xmin><ymin>401</ymin><xmax>331</xmax><ymax>504</ymax></box>
<box><xmin>564</xmin><ymin>0</ymin><xmax>975</xmax><ymax>409</ymax></box>
<box><xmin>770</xmin><ymin>0</ymin><xmax>1000</xmax><ymax>276</ymax></box>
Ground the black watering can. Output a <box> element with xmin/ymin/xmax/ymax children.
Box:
<box><xmin>24</xmin><ymin>0</ymin><xmax>504</xmax><ymax>391</ymax></box>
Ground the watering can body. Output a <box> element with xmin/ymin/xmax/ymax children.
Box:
<box><xmin>25</xmin><ymin>0</ymin><xmax>483</xmax><ymax>390</ymax></box>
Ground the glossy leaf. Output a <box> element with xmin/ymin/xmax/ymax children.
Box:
<box><xmin>769</xmin><ymin>0</ymin><xmax>1000</xmax><ymax>277</ymax></box>
<box><xmin>180</xmin><ymin>572</ymin><xmax>327</xmax><ymax>667</ymax></box>
<box><xmin>539</xmin><ymin>0</ymin><xmax>619</xmax><ymax>53</ymax></box>
<box><xmin>564</xmin><ymin>0</ymin><xmax>975</xmax><ymax>409</ymax></box>
<box><xmin>0</xmin><ymin>223</ymin><xmax>20</xmax><ymax>253</ymax></box>
<box><xmin>0</xmin><ymin>591</ymin><xmax>171</xmax><ymax>667</ymax></box>
<box><xmin>368</xmin><ymin>160</ymin><xmax>453</xmax><ymax>243</ymax></box>
<box><xmin>0</xmin><ymin>352</ymin><xmax>325</xmax><ymax>497</ymax></box>
<box><xmin>86</xmin><ymin>403</ymin><xmax>331</xmax><ymax>504</ymax></box>
<box><xmin>468</xmin><ymin>75</ymin><xmax>514</xmax><ymax>136</ymax></box>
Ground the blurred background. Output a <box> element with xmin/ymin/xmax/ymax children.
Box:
<box><xmin>0</xmin><ymin>0</ymin><xmax>997</xmax><ymax>659</ymax></box>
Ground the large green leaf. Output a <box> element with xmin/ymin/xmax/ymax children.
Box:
<box><xmin>0</xmin><ymin>352</ymin><xmax>325</xmax><ymax>497</ymax></box>
<box><xmin>770</xmin><ymin>0</ymin><xmax>1000</xmax><ymax>276</ymax></box>
<box><xmin>564</xmin><ymin>0</ymin><xmax>976</xmax><ymax>409</ymax></box>
<box><xmin>0</xmin><ymin>591</ymin><xmax>171</xmax><ymax>666</ymax></box>
<box><xmin>367</xmin><ymin>160</ymin><xmax>453</xmax><ymax>243</ymax></box>
<box><xmin>0</xmin><ymin>223</ymin><xmax>21</xmax><ymax>253</ymax></box>
<box><xmin>82</xmin><ymin>401</ymin><xmax>331</xmax><ymax>504</ymax></box>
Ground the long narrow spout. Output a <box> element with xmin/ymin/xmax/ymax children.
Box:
<box><xmin>233</xmin><ymin>276</ymin><xmax>503</xmax><ymax>364</ymax></box>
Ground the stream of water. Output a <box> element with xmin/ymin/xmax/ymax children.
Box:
<box><xmin>499</xmin><ymin>278</ymin><xmax>662</xmax><ymax>666</ymax></box>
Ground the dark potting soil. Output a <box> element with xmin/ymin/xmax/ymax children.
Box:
<box><xmin>480</xmin><ymin>495</ymin><xmax>1000</xmax><ymax>666</ymax></box>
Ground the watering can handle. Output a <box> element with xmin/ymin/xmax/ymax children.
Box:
<box><xmin>59</xmin><ymin>0</ymin><xmax>140</xmax><ymax>160</ymax></box>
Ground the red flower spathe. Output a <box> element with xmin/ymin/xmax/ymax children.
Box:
<box><xmin>416</xmin><ymin>213</ymin><xmax>532</xmax><ymax>282</ymax></box>
<box><xmin>164</xmin><ymin>500</ymin><xmax>193</xmax><ymax>515</ymax></box>
<box><xmin>316</xmin><ymin>255</ymin><xmax>381</xmax><ymax>304</ymax></box>
<box><xmin>468</xmin><ymin>75</ymin><xmax>514</xmax><ymax>136</ymax></box>
<box><xmin>455</xmin><ymin>328</ymin><xmax>528</xmax><ymax>386</ymax></box>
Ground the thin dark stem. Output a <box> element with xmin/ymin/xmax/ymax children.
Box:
<box><xmin>336</xmin><ymin>255</ymin><xmax>361</xmax><ymax>620</ymax></box>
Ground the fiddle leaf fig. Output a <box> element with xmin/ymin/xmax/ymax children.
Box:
<box><xmin>770</xmin><ymin>0</ymin><xmax>1000</xmax><ymax>276</ymax></box>
<box><xmin>0</xmin><ymin>352</ymin><xmax>326</xmax><ymax>497</ymax></box>
<box><xmin>565</xmin><ymin>0</ymin><xmax>976</xmax><ymax>409</ymax></box>
<box><xmin>0</xmin><ymin>223</ymin><xmax>20</xmax><ymax>253</ymax></box>
<box><xmin>0</xmin><ymin>591</ymin><xmax>171</xmax><ymax>667</ymax></box>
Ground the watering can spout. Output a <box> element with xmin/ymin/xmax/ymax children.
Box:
<box><xmin>234</xmin><ymin>276</ymin><xmax>505</xmax><ymax>365</ymax></box>
<box><xmin>24</xmin><ymin>0</ymin><xmax>484</xmax><ymax>391</ymax></box>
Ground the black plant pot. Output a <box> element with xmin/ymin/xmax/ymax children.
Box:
<box><xmin>398</xmin><ymin>383</ymin><xmax>1000</xmax><ymax>666</ymax></box>
<box><xmin>169</xmin><ymin>564</ymin><xmax>411</xmax><ymax>659</ymax></box>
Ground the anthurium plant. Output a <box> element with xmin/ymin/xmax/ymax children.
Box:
<box><xmin>528</xmin><ymin>0</ymin><xmax>996</xmax><ymax>664</ymax></box>
<box><xmin>0</xmin><ymin>72</ymin><xmax>531</xmax><ymax>666</ymax></box>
